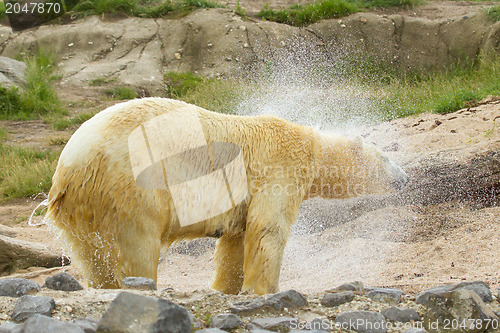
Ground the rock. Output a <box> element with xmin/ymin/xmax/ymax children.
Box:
<box><xmin>96</xmin><ymin>291</ymin><xmax>191</xmax><ymax>333</ymax></box>
<box><xmin>45</xmin><ymin>272</ymin><xmax>84</xmax><ymax>292</ymax></box>
<box><xmin>247</xmin><ymin>317</ymin><xmax>298</xmax><ymax>331</ymax></box>
<box><xmin>188</xmin><ymin>312</ymin><xmax>204</xmax><ymax>331</ymax></box>
<box><xmin>321</xmin><ymin>291</ymin><xmax>355</xmax><ymax>307</ymax></box>
<box><xmin>229</xmin><ymin>298</ymin><xmax>267</xmax><ymax>315</ymax></box>
<box><xmin>230</xmin><ymin>290</ymin><xmax>307</xmax><ymax>315</ymax></box>
<box><xmin>382</xmin><ymin>307</ymin><xmax>420</xmax><ymax>322</ymax></box>
<box><xmin>72</xmin><ymin>318</ymin><xmax>98</xmax><ymax>333</ymax></box>
<box><xmin>20</xmin><ymin>314</ymin><xmax>85</xmax><ymax>333</ymax></box>
<box><xmin>210</xmin><ymin>313</ymin><xmax>243</xmax><ymax>330</ymax></box>
<box><xmin>452</xmin><ymin>281</ymin><xmax>493</xmax><ymax>303</ymax></box>
<box><xmin>0</xmin><ymin>57</ymin><xmax>26</xmax><ymax>89</ymax></box>
<box><xmin>415</xmin><ymin>285</ymin><xmax>455</xmax><ymax>306</ymax></box>
<box><xmin>196</xmin><ymin>329</ymin><xmax>226</xmax><ymax>333</ymax></box>
<box><xmin>423</xmin><ymin>289</ymin><xmax>499</xmax><ymax>333</ymax></box>
<box><xmin>367</xmin><ymin>288</ymin><xmax>403</xmax><ymax>304</ymax></box>
<box><xmin>0</xmin><ymin>279</ymin><xmax>40</xmax><ymax>297</ymax></box>
<box><xmin>122</xmin><ymin>277</ymin><xmax>156</xmax><ymax>291</ymax></box>
<box><xmin>0</xmin><ymin>235</ymin><xmax>70</xmax><ymax>273</ymax></box>
<box><xmin>265</xmin><ymin>289</ymin><xmax>308</xmax><ymax>310</ymax></box>
<box><xmin>11</xmin><ymin>295</ymin><xmax>55</xmax><ymax>322</ymax></box>
<box><xmin>336</xmin><ymin>311</ymin><xmax>387</xmax><ymax>333</ymax></box>
<box><xmin>403</xmin><ymin>329</ymin><xmax>428</xmax><ymax>333</ymax></box>
<box><xmin>335</xmin><ymin>281</ymin><xmax>364</xmax><ymax>292</ymax></box>
<box><xmin>0</xmin><ymin>322</ymin><xmax>22</xmax><ymax>333</ymax></box>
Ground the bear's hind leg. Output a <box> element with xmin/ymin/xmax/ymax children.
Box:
<box><xmin>211</xmin><ymin>233</ymin><xmax>244</xmax><ymax>294</ymax></box>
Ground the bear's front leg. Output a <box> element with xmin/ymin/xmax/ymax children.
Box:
<box><xmin>211</xmin><ymin>233</ymin><xmax>245</xmax><ymax>294</ymax></box>
<box><xmin>241</xmin><ymin>190</ymin><xmax>296</xmax><ymax>295</ymax></box>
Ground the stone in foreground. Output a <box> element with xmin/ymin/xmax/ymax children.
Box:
<box><xmin>11</xmin><ymin>295</ymin><xmax>55</xmax><ymax>322</ymax></box>
<box><xmin>247</xmin><ymin>317</ymin><xmax>298</xmax><ymax>331</ymax></box>
<box><xmin>424</xmin><ymin>289</ymin><xmax>499</xmax><ymax>333</ymax></box>
<box><xmin>367</xmin><ymin>288</ymin><xmax>403</xmax><ymax>304</ymax></box>
<box><xmin>45</xmin><ymin>272</ymin><xmax>84</xmax><ymax>292</ymax></box>
<box><xmin>20</xmin><ymin>314</ymin><xmax>85</xmax><ymax>333</ymax></box>
<box><xmin>336</xmin><ymin>311</ymin><xmax>388</xmax><ymax>333</ymax></box>
<box><xmin>321</xmin><ymin>291</ymin><xmax>355</xmax><ymax>307</ymax></box>
<box><xmin>265</xmin><ymin>290</ymin><xmax>308</xmax><ymax>310</ymax></box>
<box><xmin>382</xmin><ymin>307</ymin><xmax>420</xmax><ymax>322</ymax></box>
<box><xmin>122</xmin><ymin>276</ymin><xmax>157</xmax><ymax>291</ymax></box>
<box><xmin>72</xmin><ymin>318</ymin><xmax>99</xmax><ymax>333</ymax></box>
<box><xmin>0</xmin><ymin>279</ymin><xmax>40</xmax><ymax>297</ymax></box>
<box><xmin>210</xmin><ymin>313</ymin><xmax>243</xmax><ymax>330</ymax></box>
<box><xmin>96</xmin><ymin>291</ymin><xmax>191</xmax><ymax>333</ymax></box>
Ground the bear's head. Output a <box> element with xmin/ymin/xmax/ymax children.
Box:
<box><xmin>308</xmin><ymin>134</ymin><xmax>409</xmax><ymax>199</ymax></box>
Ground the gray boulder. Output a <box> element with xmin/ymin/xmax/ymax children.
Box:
<box><xmin>415</xmin><ymin>285</ymin><xmax>455</xmax><ymax>306</ymax></box>
<box><xmin>21</xmin><ymin>314</ymin><xmax>85</xmax><ymax>333</ymax></box>
<box><xmin>11</xmin><ymin>295</ymin><xmax>55</xmax><ymax>322</ymax></box>
<box><xmin>0</xmin><ymin>279</ymin><xmax>40</xmax><ymax>297</ymax></box>
<box><xmin>367</xmin><ymin>288</ymin><xmax>403</xmax><ymax>304</ymax></box>
<box><xmin>196</xmin><ymin>329</ymin><xmax>226</xmax><ymax>333</ymax></box>
<box><xmin>382</xmin><ymin>307</ymin><xmax>420</xmax><ymax>322</ymax></box>
<box><xmin>0</xmin><ymin>322</ymin><xmax>22</xmax><ymax>333</ymax></box>
<box><xmin>0</xmin><ymin>57</ymin><xmax>26</xmax><ymax>89</ymax></box>
<box><xmin>96</xmin><ymin>291</ymin><xmax>191</xmax><ymax>333</ymax></box>
<box><xmin>321</xmin><ymin>291</ymin><xmax>355</xmax><ymax>307</ymax></box>
<box><xmin>72</xmin><ymin>318</ymin><xmax>98</xmax><ymax>333</ymax></box>
<box><xmin>265</xmin><ymin>289</ymin><xmax>308</xmax><ymax>310</ymax></box>
<box><xmin>452</xmin><ymin>281</ymin><xmax>493</xmax><ymax>303</ymax></box>
<box><xmin>423</xmin><ymin>289</ymin><xmax>499</xmax><ymax>333</ymax></box>
<box><xmin>247</xmin><ymin>317</ymin><xmax>298</xmax><ymax>331</ymax></box>
<box><xmin>230</xmin><ymin>290</ymin><xmax>307</xmax><ymax>315</ymax></box>
<box><xmin>403</xmin><ymin>329</ymin><xmax>428</xmax><ymax>333</ymax></box>
<box><xmin>336</xmin><ymin>311</ymin><xmax>388</xmax><ymax>333</ymax></box>
<box><xmin>122</xmin><ymin>276</ymin><xmax>156</xmax><ymax>291</ymax></box>
<box><xmin>210</xmin><ymin>313</ymin><xmax>243</xmax><ymax>330</ymax></box>
<box><xmin>335</xmin><ymin>281</ymin><xmax>364</xmax><ymax>292</ymax></box>
<box><xmin>45</xmin><ymin>272</ymin><xmax>84</xmax><ymax>292</ymax></box>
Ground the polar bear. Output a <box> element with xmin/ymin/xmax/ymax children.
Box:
<box><xmin>46</xmin><ymin>98</ymin><xmax>408</xmax><ymax>295</ymax></box>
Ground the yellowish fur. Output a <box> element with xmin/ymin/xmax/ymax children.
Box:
<box><xmin>46</xmin><ymin>98</ymin><xmax>399</xmax><ymax>294</ymax></box>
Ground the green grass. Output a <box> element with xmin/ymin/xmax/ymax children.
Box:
<box><xmin>0</xmin><ymin>128</ymin><xmax>7</xmax><ymax>141</ymax></box>
<box><xmin>0</xmin><ymin>49</ymin><xmax>66</xmax><ymax>120</ymax></box>
<box><xmin>104</xmin><ymin>86</ymin><xmax>137</xmax><ymax>100</ymax></box>
<box><xmin>0</xmin><ymin>143</ymin><xmax>59</xmax><ymax>201</ymax></box>
<box><xmin>89</xmin><ymin>76</ymin><xmax>118</xmax><ymax>86</ymax></box>
<box><xmin>71</xmin><ymin>0</ymin><xmax>224</xmax><ymax>18</ymax></box>
<box><xmin>486</xmin><ymin>5</ymin><xmax>500</xmax><ymax>21</ymax></box>
<box><xmin>258</xmin><ymin>0</ymin><xmax>424</xmax><ymax>26</ymax></box>
<box><xmin>47</xmin><ymin>111</ymin><xmax>97</xmax><ymax>130</ymax></box>
<box><xmin>373</xmin><ymin>58</ymin><xmax>500</xmax><ymax>117</ymax></box>
<box><xmin>164</xmin><ymin>72</ymin><xmax>248</xmax><ymax>114</ymax></box>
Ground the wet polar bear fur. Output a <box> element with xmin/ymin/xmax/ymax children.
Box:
<box><xmin>46</xmin><ymin>98</ymin><xmax>408</xmax><ymax>295</ymax></box>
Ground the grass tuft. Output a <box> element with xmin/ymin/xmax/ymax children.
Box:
<box><xmin>47</xmin><ymin>111</ymin><xmax>97</xmax><ymax>130</ymax></box>
<box><xmin>486</xmin><ymin>5</ymin><xmax>500</xmax><ymax>21</ymax></box>
<box><xmin>104</xmin><ymin>86</ymin><xmax>137</xmax><ymax>100</ymax></box>
<box><xmin>258</xmin><ymin>0</ymin><xmax>424</xmax><ymax>26</ymax></box>
<box><xmin>0</xmin><ymin>143</ymin><xmax>59</xmax><ymax>201</ymax></box>
<box><xmin>71</xmin><ymin>0</ymin><xmax>224</xmax><ymax>18</ymax></box>
<box><xmin>258</xmin><ymin>0</ymin><xmax>358</xmax><ymax>26</ymax></box>
<box><xmin>89</xmin><ymin>76</ymin><xmax>118</xmax><ymax>86</ymax></box>
<box><xmin>0</xmin><ymin>49</ymin><xmax>66</xmax><ymax>120</ymax></box>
